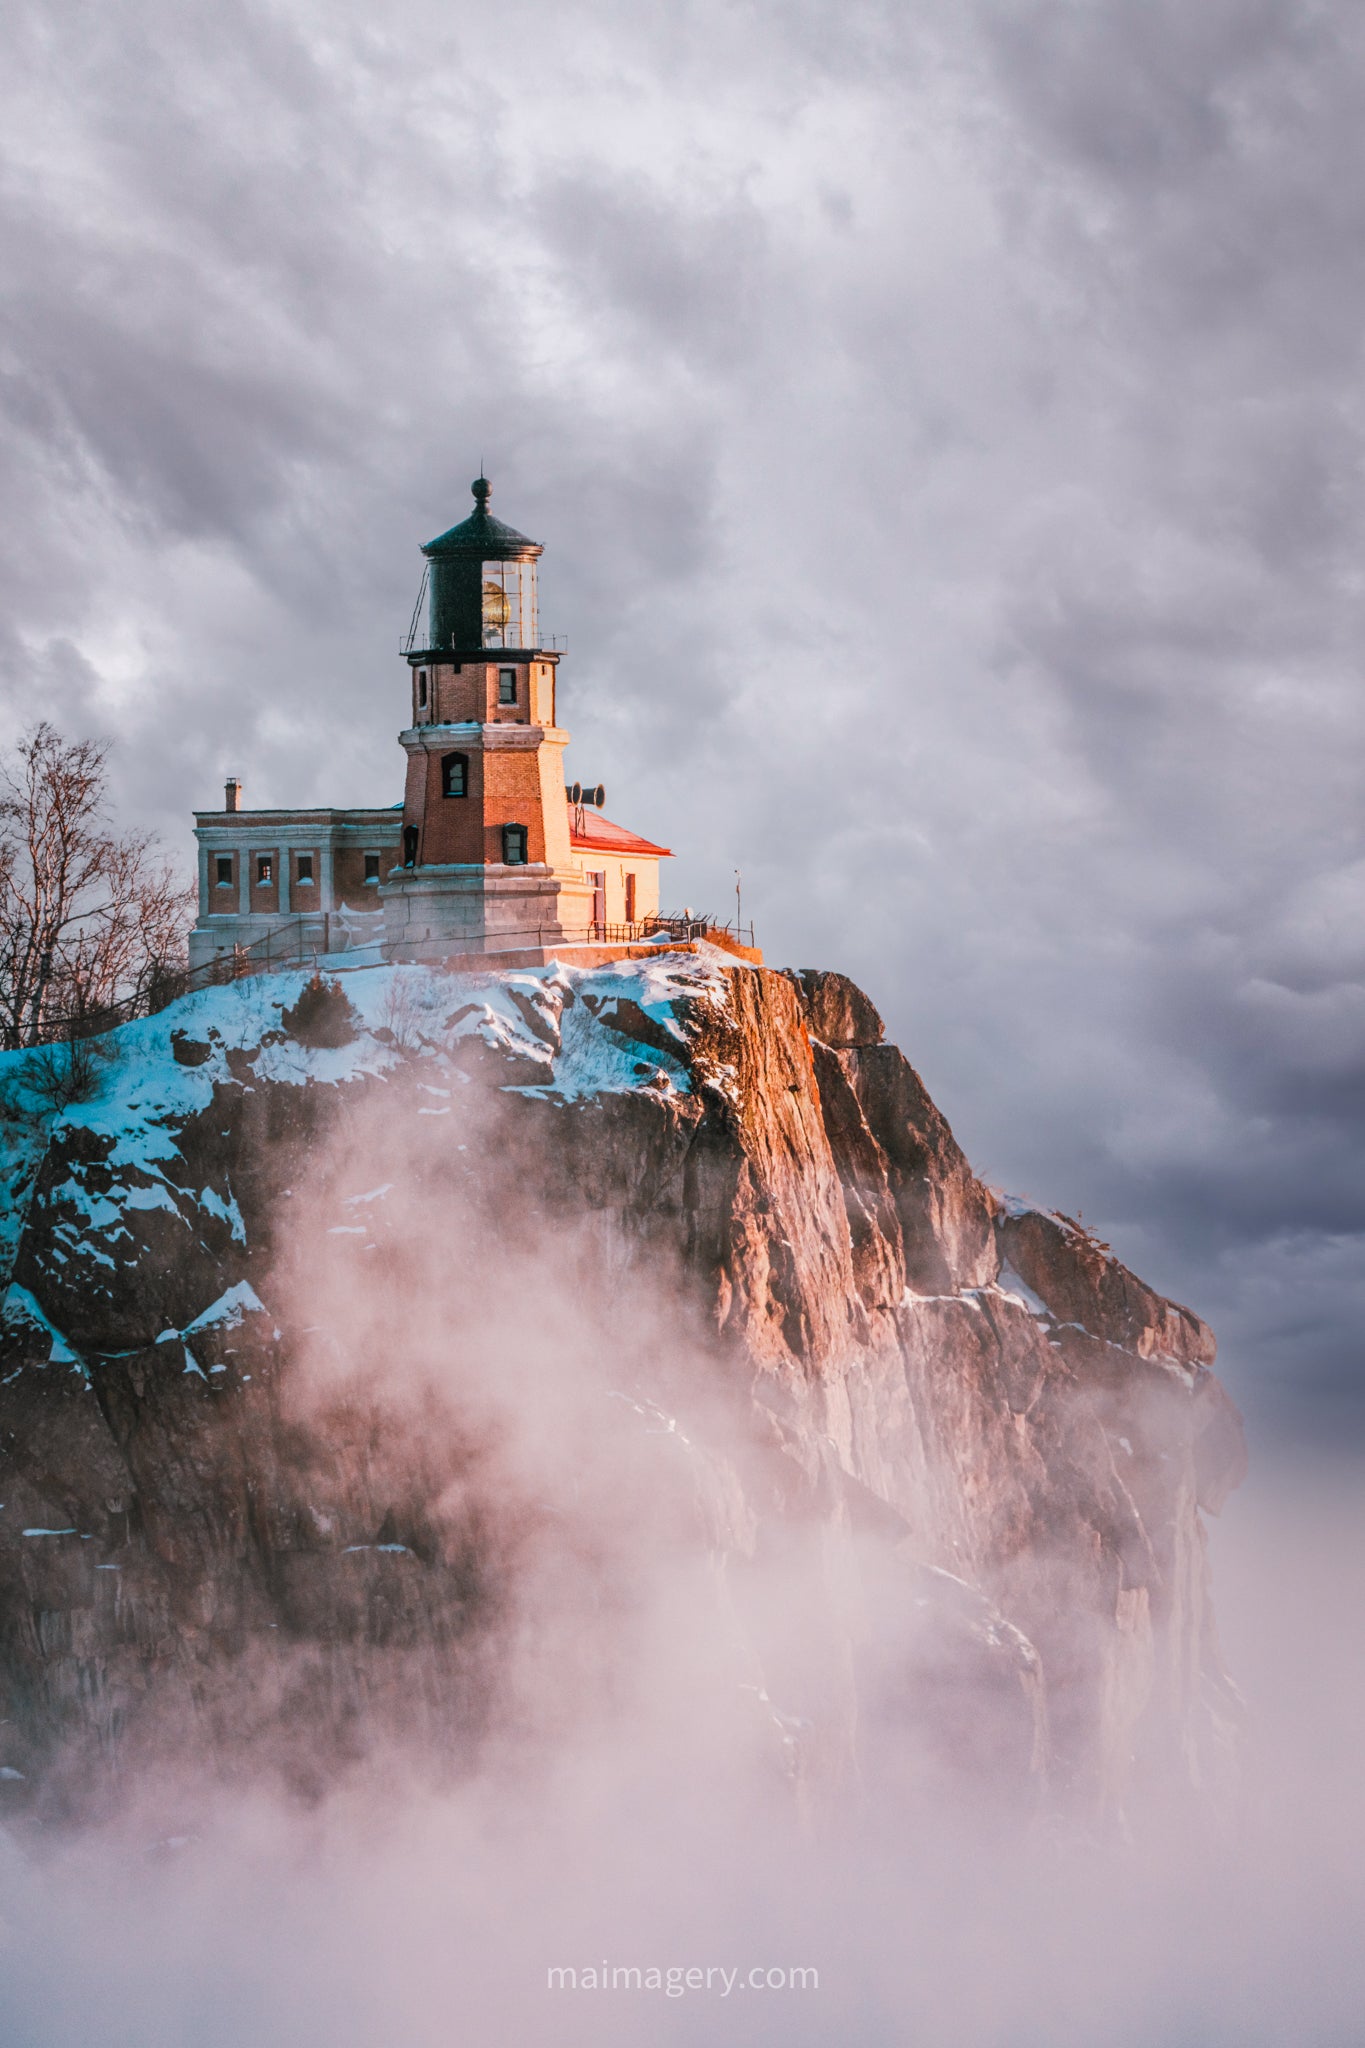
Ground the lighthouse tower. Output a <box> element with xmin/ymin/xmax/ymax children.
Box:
<box><xmin>186</xmin><ymin>476</ymin><xmax>679</xmax><ymax>974</ymax></box>
<box><xmin>381</xmin><ymin>477</ymin><xmax>597</xmax><ymax>962</ymax></box>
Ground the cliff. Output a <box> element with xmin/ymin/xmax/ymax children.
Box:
<box><xmin>0</xmin><ymin>952</ymin><xmax>1246</xmax><ymax>1826</ymax></box>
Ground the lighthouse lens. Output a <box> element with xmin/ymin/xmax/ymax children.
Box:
<box><xmin>480</xmin><ymin>560</ymin><xmax>536</xmax><ymax>649</ymax></box>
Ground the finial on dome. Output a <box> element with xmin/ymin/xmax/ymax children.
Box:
<box><xmin>472</xmin><ymin>475</ymin><xmax>491</xmax><ymax>507</ymax></box>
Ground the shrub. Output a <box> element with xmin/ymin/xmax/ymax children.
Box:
<box><xmin>28</xmin><ymin>1030</ymin><xmax>114</xmax><ymax>1109</ymax></box>
<box><xmin>379</xmin><ymin>973</ymin><xmax>426</xmax><ymax>1052</ymax></box>
<box><xmin>281</xmin><ymin>974</ymin><xmax>358</xmax><ymax>1049</ymax></box>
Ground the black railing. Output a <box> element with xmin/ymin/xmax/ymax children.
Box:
<box><xmin>640</xmin><ymin>914</ymin><xmax>757</xmax><ymax>949</ymax></box>
<box><xmin>398</xmin><ymin>631</ymin><xmax>569</xmax><ymax>656</ymax></box>
<box><xmin>13</xmin><ymin>908</ymin><xmax>759</xmax><ymax>1050</ymax></box>
<box><xmin>20</xmin><ymin>920</ymin><xmax>337</xmax><ymax>1048</ymax></box>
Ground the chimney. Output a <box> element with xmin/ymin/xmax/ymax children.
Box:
<box><xmin>225</xmin><ymin>777</ymin><xmax>242</xmax><ymax>814</ymax></box>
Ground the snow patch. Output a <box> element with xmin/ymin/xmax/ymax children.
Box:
<box><xmin>991</xmin><ymin>1262</ymin><xmax>1053</xmax><ymax>1321</ymax></box>
<box><xmin>199</xmin><ymin>1185</ymin><xmax>246</xmax><ymax>1242</ymax></box>
<box><xmin>902</xmin><ymin>1287</ymin><xmax>984</xmax><ymax>1313</ymax></box>
<box><xmin>0</xmin><ymin>954</ymin><xmax>745</xmax><ymax>1309</ymax></box>
<box><xmin>182</xmin><ymin>1281</ymin><xmax>268</xmax><ymax>1336</ymax></box>
<box><xmin>1</xmin><ymin>1283</ymin><xmax>82</xmax><ymax>1368</ymax></box>
<box><xmin>122</xmin><ymin>1181</ymin><xmax>186</xmax><ymax>1221</ymax></box>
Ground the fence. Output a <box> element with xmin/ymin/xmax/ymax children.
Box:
<box><xmin>13</xmin><ymin>909</ymin><xmax>758</xmax><ymax>1050</ymax></box>
<box><xmin>12</xmin><ymin>919</ymin><xmax>329</xmax><ymax>1050</ymax></box>
<box><xmin>638</xmin><ymin>914</ymin><xmax>757</xmax><ymax>949</ymax></box>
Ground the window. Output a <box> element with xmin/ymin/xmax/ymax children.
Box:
<box><xmin>215</xmin><ymin>855</ymin><xmax>233</xmax><ymax>888</ymax></box>
<box><xmin>625</xmin><ymin>872</ymin><xmax>637</xmax><ymax>924</ymax></box>
<box><xmin>502</xmin><ymin>823</ymin><xmax>528</xmax><ymax>866</ymax></box>
<box><xmin>417</xmin><ymin>669</ymin><xmax>428</xmax><ymax>708</ymax></box>
<box><xmin>441</xmin><ymin>751</ymin><xmax>468</xmax><ymax>798</ymax></box>
<box><xmin>403</xmin><ymin>824</ymin><xmax>419</xmax><ymax>867</ymax></box>
<box><xmin>363</xmin><ymin>853</ymin><xmax>381</xmax><ymax>884</ymax></box>
<box><xmin>296</xmin><ymin>854</ymin><xmax>315</xmax><ymax>885</ymax></box>
<box><xmin>498</xmin><ymin>667</ymin><xmax>517</xmax><ymax>706</ymax></box>
<box><xmin>256</xmin><ymin>855</ymin><xmax>273</xmax><ymax>886</ymax></box>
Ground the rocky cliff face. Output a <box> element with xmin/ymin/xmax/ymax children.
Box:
<box><xmin>0</xmin><ymin>952</ymin><xmax>1245</xmax><ymax>1826</ymax></box>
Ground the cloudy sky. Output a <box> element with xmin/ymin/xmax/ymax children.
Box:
<box><xmin>2</xmin><ymin>0</ymin><xmax>1362</xmax><ymax>1439</ymax></box>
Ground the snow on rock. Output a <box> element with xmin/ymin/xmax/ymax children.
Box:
<box><xmin>991</xmin><ymin>1261</ymin><xmax>1054</xmax><ymax>1322</ymax></box>
<box><xmin>181</xmin><ymin>1281</ymin><xmax>269</xmax><ymax>1336</ymax></box>
<box><xmin>0</xmin><ymin>1283</ymin><xmax>82</xmax><ymax>1370</ymax></box>
<box><xmin>0</xmin><ymin>953</ymin><xmax>1246</xmax><ymax>1823</ymax></box>
<box><xmin>199</xmin><ymin>1185</ymin><xmax>246</xmax><ymax>1242</ymax></box>
<box><xmin>0</xmin><ymin>951</ymin><xmax>736</xmax><ymax>1318</ymax></box>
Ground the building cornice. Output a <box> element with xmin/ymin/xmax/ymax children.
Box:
<box><xmin>193</xmin><ymin>808</ymin><xmax>401</xmax><ymax>824</ymax></box>
<box><xmin>194</xmin><ymin>816</ymin><xmax>403</xmax><ymax>844</ymax></box>
<box><xmin>379</xmin><ymin>862</ymin><xmax>583</xmax><ymax>893</ymax></box>
<box><xmin>397</xmin><ymin>724</ymin><xmax>569</xmax><ymax>753</ymax></box>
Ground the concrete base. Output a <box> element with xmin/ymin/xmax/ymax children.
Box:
<box><xmin>379</xmin><ymin>862</ymin><xmax>596</xmax><ymax>964</ymax></box>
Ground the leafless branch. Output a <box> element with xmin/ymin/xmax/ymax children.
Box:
<box><xmin>0</xmin><ymin>722</ymin><xmax>195</xmax><ymax>1048</ymax></box>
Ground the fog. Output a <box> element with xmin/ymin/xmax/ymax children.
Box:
<box><xmin>0</xmin><ymin>1455</ymin><xmax>1360</xmax><ymax>2046</ymax></box>
<box><xmin>3</xmin><ymin>1072</ymin><xmax>1362</xmax><ymax>2045</ymax></box>
<box><xmin>1</xmin><ymin>0</ymin><xmax>1362</xmax><ymax>2034</ymax></box>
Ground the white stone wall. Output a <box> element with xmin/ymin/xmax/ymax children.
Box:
<box><xmin>380</xmin><ymin>865</ymin><xmax>596</xmax><ymax>962</ymax></box>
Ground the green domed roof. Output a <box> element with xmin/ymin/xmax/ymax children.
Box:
<box><xmin>422</xmin><ymin>477</ymin><xmax>542</xmax><ymax>559</ymax></box>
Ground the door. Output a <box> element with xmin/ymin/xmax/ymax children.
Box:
<box><xmin>588</xmin><ymin>870</ymin><xmax>606</xmax><ymax>931</ymax></box>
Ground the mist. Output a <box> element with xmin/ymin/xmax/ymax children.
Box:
<box><xmin>0</xmin><ymin>1457</ymin><xmax>1360</xmax><ymax>2043</ymax></box>
<box><xmin>3</xmin><ymin>1055</ymin><xmax>1362</xmax><ymax>2046</ymax></box>
<box><xmin>2</xmin><ymin>0</ymin><xmax>1363</xmax><ymax>2034</ymax></box>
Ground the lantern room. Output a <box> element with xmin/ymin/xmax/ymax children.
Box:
<box><xmin>418</xmin><ymin>476</ymin><xmax>542</xmax><ymax>655</ymax></box>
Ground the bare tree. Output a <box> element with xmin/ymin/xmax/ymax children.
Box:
<box><xmin>0</xmin><ymin>723</ymin><xmax>194</xmax><ymax>1049</ymax></box>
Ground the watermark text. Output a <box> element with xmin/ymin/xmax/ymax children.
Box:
<box><xmin>547</xmin><ymin>1963</ymin><xmax>818</xmax><ymax>1999</ymax></box>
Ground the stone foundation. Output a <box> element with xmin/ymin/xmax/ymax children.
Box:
<box><xmin>380</xmin><ymin>862</ymin><xmax>596</xmax><ymax>963</ymax></box>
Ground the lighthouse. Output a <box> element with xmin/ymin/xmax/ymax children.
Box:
<box><xmin>381</xmin><ymin>477</ymin><xmax>669</xmax><ymax>963</ymax></box>
<box><xmin>186</xmin><ymin>475</ymin><xmax>677</xmax><ymax>972</ymax></box>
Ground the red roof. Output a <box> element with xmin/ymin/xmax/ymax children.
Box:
<box><xmin>568</xmin><ymin>805</ymin><xmax>672</xmax><ymax>858</ymax></box>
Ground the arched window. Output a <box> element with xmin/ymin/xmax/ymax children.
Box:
<box><xmin>441</xmin><ymin>752</ymin><xmax>468</xmax><ymax>798</ymax></box>
<box><xmin>402</xmin><ymin>824</ymin><xmax>419</xmax><ymax>867</ymax></box>
<box><xmin>502</xmin><ymin>823</ymin><xmax>528</xmax><ymax>866</ymax></box>
<box><xmin>417</xmin><ymin>669</ymin><xmax>428</xmax><ymax>708</ymax></box>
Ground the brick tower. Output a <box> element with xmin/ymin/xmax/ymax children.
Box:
<box><xmin>381</xmin><ymin>476</ymin><xmax>595</xmax><ymax>962</ymax></box>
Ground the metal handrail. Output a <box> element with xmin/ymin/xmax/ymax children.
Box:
<box><xmin>642</xmin><ymin>914</ymin><xmax>757</xmax><ymax>948</ymax></box>
<box><xmin>19</xmin><ymin>918</ymin><xmax>330</xmax><ymax>1044</ymax></box>
<box><xmin>398</xmin><ymin>633</ymin><xmax>568</xmax><ymax>656</ymax></box>
<box><xmin>15</xmin><ymin>908</ymin><xmax>758</xmax><ymax>1048</ymax></box>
